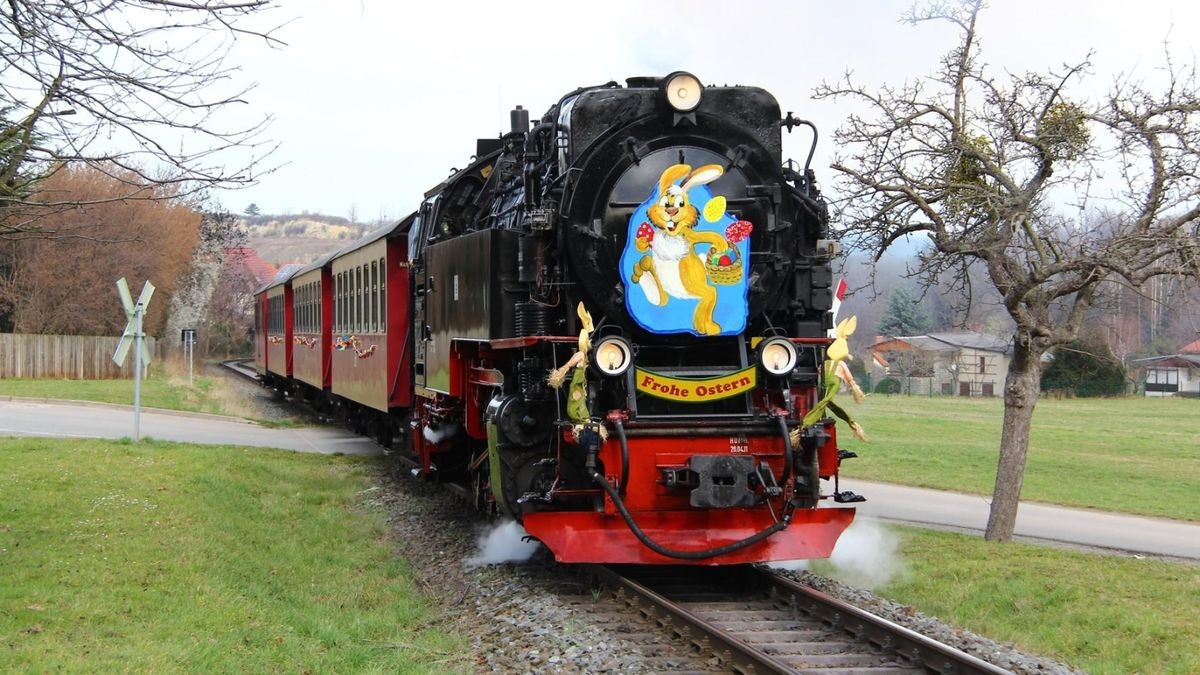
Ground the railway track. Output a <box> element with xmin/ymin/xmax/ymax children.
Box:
<box><xmin>220</xmin><ymin>358</ymin><xmax>259</xmax><ymax>381</ymax></box>
<box><xmin>586</xmin><ymin>564</ymin><xmax>1012</xmax><ymax>675</ymax></box>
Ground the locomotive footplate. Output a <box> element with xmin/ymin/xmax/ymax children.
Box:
<box><xmin>661</xmin><ymin>455</ymin><xmax>758</xmax><ymax>508</ymax></box>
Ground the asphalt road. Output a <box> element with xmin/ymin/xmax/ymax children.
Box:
<box><xmin>840</xmin><ymin>477</ymin><xmax>1200</xmax><ymax>561</ymax></box>
<box><xmin>0</xmin><ymin>398</ymin><xmax>381</xmax><ymax>456</ymax></box>
<box><xmin>3</xmin><ymin>398</ymin><xmax>1197</xmax><ymax>560</ymax></box>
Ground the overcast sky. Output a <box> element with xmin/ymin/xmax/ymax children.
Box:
<box><xmin>218</xmin><ymin>0</ymin><xmax>1199</xmax><ymax>222</ymax></box>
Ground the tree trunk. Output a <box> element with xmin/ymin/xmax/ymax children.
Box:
<box><xmin>984</xmin><ymin>334</ymin><xmax>1043</xmax><ymax>541</ymax></box>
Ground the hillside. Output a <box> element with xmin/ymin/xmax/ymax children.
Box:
<box><xmin>243</xmin><ymin>213</ymin><xmax>376</xmax><ymax>266</ymax></box>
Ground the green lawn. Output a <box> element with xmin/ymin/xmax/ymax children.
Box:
<box><xmin>0</xmin><ymin>438</ymin><xmax>465</xmax><ymax>672</ymax></box>
<box><xmin>0</xmin><ymin>371</ymin><xmax>228</xmax><ymax>414</ymax></box>
<box><xmin>838</xmin><ymin>395</ymin><xmax>1200</xmax><ymax>521</ymax></box>
<box><xmin>856</xmin><ymin>527</ymin><xmax>1200</xmax><ymax>674</ymax></box>
<box><xmin>0</xmin><ymin>364</ymin><xmax>297</xmax><ymax>425</ymax></box>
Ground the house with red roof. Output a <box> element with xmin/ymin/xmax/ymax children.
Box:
<box><xmin>224</xmin><ymin>246</ymin><xmax>278</xmax><ymax>286</ymax></box>
<box><xmin>1131</xmin><ymin>339</ymin><xmax>1200</xmax><ymax>397</ymax></box>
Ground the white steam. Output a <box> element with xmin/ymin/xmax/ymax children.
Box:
<box><xmin>422</xmin><ymin>423</ymin><xmax>458</xmax><ymax>444</ymax></box>
<box><xmin>464</xmin><ymin>519</ymin><xmax>541</xmax><ymax>569</ymax></box>
<box><xmin>769</xmin><ymin>516</ymin><xmax>903</xmax><ymax>590</ymax></box>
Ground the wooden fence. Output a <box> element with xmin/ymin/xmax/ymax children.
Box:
<box><xmin>0</xmin><ymin>333</ymin><xmax>160</xmax><ymax>380</ymax></box>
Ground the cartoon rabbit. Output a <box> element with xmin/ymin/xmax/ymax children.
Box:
<box><xmin>630</xmin><ymin>163</ymin><xmax>729</xmax><ymax>335</ymax></box>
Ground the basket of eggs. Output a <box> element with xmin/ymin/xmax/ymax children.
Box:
<box><xmin>704</xmin><ymin>220</ymin><xmax>753</xmax><ymax>285</ymax></box>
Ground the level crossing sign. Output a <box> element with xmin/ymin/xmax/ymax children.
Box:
<box><xmin>112</xmin><ymin>277</ymin><xmax>155</xmax><ymax>443</ymax></box>
<box><xmin>112</xmin><ymin>277</ymin><xmax>155</xmax><ymax>369</ymax></box>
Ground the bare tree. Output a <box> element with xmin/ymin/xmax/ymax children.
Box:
<box><xmin>816</xmin><ymin>0</ymin><xmax>1200</xmax><ymax>540</ymax></box>
<box><xmin>0</xmin><ymin>164</ymin><xmax>202</xmax><ymax>335</ymax></box>
<box><xmin>1</xmin><ymin>0</ymin><xmax>281</xmax><ymax>238</ymax></box>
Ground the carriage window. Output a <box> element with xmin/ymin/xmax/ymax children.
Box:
<box><xmin>379</xmin><ymin>256</ymin><xmax>387</xmax><ymax>326</ymax></box>
<box><xmin>356</xmin><ymin>266</ymin><xmax>364</xmax><ymax>333</ymax></box>
<box><xmin>370</xmin><ymin>261</ymin><xmax>378</xmax><ymax>332</ymax></box>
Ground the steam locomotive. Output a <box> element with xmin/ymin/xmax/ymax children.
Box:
<box><xmin>255</xmin><ymin>73</ymin><xmax>860</xmax><ymax>564</ymax></box>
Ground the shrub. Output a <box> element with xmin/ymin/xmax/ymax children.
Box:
<box><xmin>1041</xmin><ymin>338</ymin><xmax>1127</xmax><ymax>397</ymax></box>
<box><xmin>875</xmin><ymin>377</ymin><xmax>901</xmax><ymax>394</ymax></box>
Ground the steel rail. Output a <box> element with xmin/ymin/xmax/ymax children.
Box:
<box><xmin>220</xmin><ymin>359</ymin><xmax>259</xmax><ymax>381</ymax></box>
<box><xmin>763</xmin><ymin>570</ymin><xmax>1013</xmax><ymax>675</ymax></box>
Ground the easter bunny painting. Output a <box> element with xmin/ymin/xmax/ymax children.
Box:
<box><xmin>621</xmin><ymin>163</ymin><xmax>754</xmax><ymax>336</ymax></box>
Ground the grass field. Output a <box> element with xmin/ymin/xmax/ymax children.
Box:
<box><xmin>868</xmin><ymin>526</ymin><xmax>1200</xmax><ymax>674</ymax></box>
<box><xmin>0</xmin><ymin>361</ymin><xmax>292</xmax><ymax>423</ymax></box>
<box><xmin>0</xmin><ymin>438</ymin><xmax>464</xmax><ymax>672</ymax></box>
<box><xmin>837</xmin><ymin>395</ymin><xmax>1200</xmax><ymax>521</ymax></box>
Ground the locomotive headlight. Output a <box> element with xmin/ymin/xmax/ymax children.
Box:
<box><xmin>592</xmin><ymin>336</ymin><xmax>633</xmax><ymax>377</ymax></box>
<box><xmin>758</xmin><ymin>337</ymin><xmax>798</xmax><ymax>376</ymax></box>
<box><xmin>663</xmin><ymin>71</ymin><xmax>703</xmax><ymax>112</ymax></box>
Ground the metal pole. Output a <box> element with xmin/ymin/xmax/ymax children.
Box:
<box><xmin>188</xmin><ymin>336</ymin><xmax>194</xmax><ymax>386</ymax></box>
<box><xmin>133</xmin><ymin>302</ymin><xmax>143</xmax><ymax>442</ymax></box>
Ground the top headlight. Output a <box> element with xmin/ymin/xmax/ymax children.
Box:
<box><xmin>663</xmin><ymin>71</ymin><xmax>703</xmax><ymax>113</ymax></box>
<box><xmin>758</xmin><ymin>337</ymin><xmax>798</xmax><ymax>376</ymax></box>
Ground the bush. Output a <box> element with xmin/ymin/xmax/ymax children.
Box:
<box><xmin>1041</xmin><ymin>338</ymin><xmax>1127</xmax><ymax>397</ymax></box>
<box><xmin>875</xmin><ymin>377</ymin><xmax>901</xmax><ymax>394</ymax></box>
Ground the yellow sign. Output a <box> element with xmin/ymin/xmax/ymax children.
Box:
<box><xmin>635</xmin><ymin>366</ymin><xmax>757</xmax><ymax>402</ymax></box>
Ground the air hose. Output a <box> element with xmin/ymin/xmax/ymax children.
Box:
<box><xmin>612</xmin><ymin>417</ymin><xmax>630</xmax><ymax>498</ymax></box>
<box><xmin>776</xmin><ymin>415</ymin><xmax>794</xmax><ymax>489</ymax></box>
<box><xmin>590</xmin><ymin>471</ymin><xmax>789</xmax><ymax>560</ymax></box>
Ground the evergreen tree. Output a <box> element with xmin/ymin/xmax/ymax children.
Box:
<box><xmin>876</xmin><ymin>285</ymin><xmax>932</xmax><ymax>337</ymax></box>
<box><xmin>1041</xmin><ymin>338</ymin><xmax>1127</xmax><ymax>397</ymax></box>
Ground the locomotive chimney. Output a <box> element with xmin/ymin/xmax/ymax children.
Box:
<box><xmin>510</xmin><ymin>105</ymin><xmax>530</xmax><ymax>134</ymax></box>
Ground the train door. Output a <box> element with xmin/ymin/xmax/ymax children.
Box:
<box><xmin>410</xmin><ymin>197</ymin><xmax>436</xmax><ymax>388</ymax></box>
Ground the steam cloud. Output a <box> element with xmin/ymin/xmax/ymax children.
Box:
<box><xmin>464</xmin><ymin>519</ymin><xmax>541</xmax><ymax>569</ymax></box>
<box><xmin>769</xmin><ymin>517</ymin><xmax>903</xmax><ymax>590</ymax></box>
<box><xmin>422</xmin><ymin>423</ymin><xmax>458</xmax><ymax>445</ymax></box>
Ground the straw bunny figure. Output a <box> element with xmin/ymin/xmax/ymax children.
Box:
<box><xmin>792</xmin><ymin>316</ymin><xmax>867</xmax><ymax>446</ymax></box>
<box><xmin>547</xmin><ymin>303</ymin><xmax>599</xmax><ymax>435</ymax></box>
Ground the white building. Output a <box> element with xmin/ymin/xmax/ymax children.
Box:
<box><xmin>870</xmin><ymin>332</ymin><xmax>1012</xmax><ymax>396</ymax></box>
<box><xmin>1131</xmin><ymin>339</ymin><xmax>1200</xmax><ymax>397</ymax></box>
